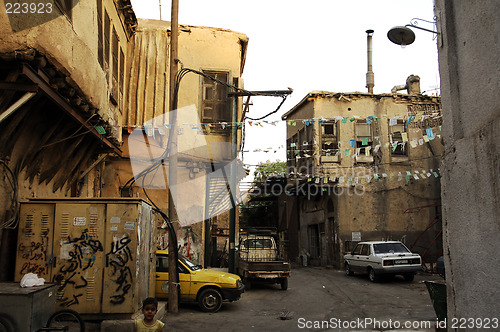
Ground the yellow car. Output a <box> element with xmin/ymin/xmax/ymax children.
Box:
<box><xmin>155</xmin><ymin>250</ymin><xmax>244</xmax><ymax>312</ymax></box>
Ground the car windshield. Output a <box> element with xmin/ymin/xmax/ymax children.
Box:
<box><xmin>180</xmin><ymin>255</ymin><xmax>202</xmax><ymax>271</ymax></box>
<box><xmin>373</xmin><ymin>243</ymin><xmax>410</xmax><ymax>254</ymax></box>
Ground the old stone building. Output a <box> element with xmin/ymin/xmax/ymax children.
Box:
<box><xmin>0</xmin><ymin>0</ymin><xmax>247</xmax><ymax>292</ymax></box>
<box><xmin>99</xmin><ymin>19</ymin><xmax>249</xmax><ymax>267</ymax></box>
<box><xmin>0</xmin><ymin>0</ymin><xmax>136</xmax><ymax>280</ymax></box>
<box><xmin>281</xmin><ymin>76</ymin><xmax>443</xmax><ymax>268</ymax></box>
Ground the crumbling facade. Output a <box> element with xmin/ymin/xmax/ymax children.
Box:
<box><xmin>0</xmin><ymin>0</ymin><xmax>136</xmax><ymax>280</ymax></box>
<box><xmin>282</xmin><ymin>77</ymin><xmax>443</xmax><ymax>268</ymax></box>
<box><xmin>100</xmin><ymin>19</ymin><xmax>249</xmax><ymax>266</ymax></box>
<box><xmin>0</xmin><ymin>3</ymin><xmax>248</xmax><ymax>284</ymax></box>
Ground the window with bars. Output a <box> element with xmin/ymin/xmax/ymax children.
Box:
<box><xmin>201</xmin><ymin>71</ymin><xmax>230</xmax><ymax>129</ymax></box>
<box><xmin>55</xmin><ymin>0</ymin><xmax>72</xmax><ymax>20</ymax></box>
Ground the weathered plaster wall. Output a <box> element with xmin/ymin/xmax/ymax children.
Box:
<box><xmin>435</xmin><ymin>0</ymin><xmax>500</xmax><ymax>320</ymax></box>
<box><xmin>104</xmin><ymin>19</ymin><xmax>248</xmax><ymax>266</ymax></box>
<box><xmin>0</xmin><ymin>0</ymin><xmax>130</xmax><ymax>126</ymax></box>
<box><xmin>124</xmin><ymin>19</ymin><xmax>247</xmax><ymax>161</ymax></box>
<box><xmin>285</xmin><ymin>91</ymin><xmax>443</xmax><ymax>267</ymax></box>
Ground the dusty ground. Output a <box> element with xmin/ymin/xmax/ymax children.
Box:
<box><xmin>159</xmin><ymin>265</ymin><xmax>443</xmax><ymax>331</ymax></box>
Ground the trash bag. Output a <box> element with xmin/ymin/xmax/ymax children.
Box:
<box><xmin>20</xmin><ymin>273</ymin><xmax>45</xmax><ymax>287</ymax></box>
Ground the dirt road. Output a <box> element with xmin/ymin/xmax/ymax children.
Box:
<box><xmin>161</xmin><ymin>266</ymin><xmax>442</xmax><ymax>331</ymax></box>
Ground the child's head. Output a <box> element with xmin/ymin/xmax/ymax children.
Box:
<box><xmin>142</xmin><ymin>297</ymin><xmax>158</xmax><ymax>321</ymax></box>
<box><xmin>143</xmin><ymin>297</ymin><xmax>158</xmax><ymax>310</ymax></box>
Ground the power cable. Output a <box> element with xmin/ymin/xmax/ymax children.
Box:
<box><xmin>0</xmin><ymin>160</ymin><xmax>19</xmax><ymax>229</ymax></box>
<box><xmin>122</xmin><ymin>67</ymin><xmax>289</xmax><ymax>193</ymax></box>
<box><xmin>245</xmin><ymin>94</ymin><xmax>289</xmax><ymax>121</ymax></box>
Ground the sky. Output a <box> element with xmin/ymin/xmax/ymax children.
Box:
<box><xmin>130</xmin><ymin>0</ymin><xmax>440</xmax><ymax>183</ymax></box>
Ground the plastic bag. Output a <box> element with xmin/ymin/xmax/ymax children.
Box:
<box><xmin>20</xmin><ymin>273</ymin><xmax>45</xmax><ymax>287</ymax></box>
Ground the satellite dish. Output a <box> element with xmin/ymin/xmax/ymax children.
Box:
<box><xmin>387</xmin><ymin>26</ymin><xmax>416</xmax><ymax>46</ymax></box>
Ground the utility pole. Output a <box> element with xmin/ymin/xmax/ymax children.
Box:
<box><xmin>226</xmin><ymin>89</ymin><xmax>293</xmax><ymax>274</ymax></box>
<box><xmin>228</xmin><ymin>95</ymin><xmax>238</xmax><ymax>273</ymax></box>
<box><xmin>168</xmin><ymin>0</ymin><xmax>179</xmax><ymax>313</ymax></box>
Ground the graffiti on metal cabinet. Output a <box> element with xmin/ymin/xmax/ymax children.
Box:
<box><xmin>18</xmin><ymin>236</ymin><xmax>49</xmax><ymax>276</ymax></box>
<box><xmin>53</xmin><ymin>229</ymin><xmax>103</xmax><ymax>307</ymax></box>
<box><xmin>106</xmin><ymin>235</ymin><xmax>133</xmax><ymax>305</ymax></box>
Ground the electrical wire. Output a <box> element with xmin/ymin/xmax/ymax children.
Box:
<box><xmin>0</xmin><ymin>160</ymin><xmax>19</xmax><ymax>229</ymax></box>
<box><xmin>122</xmin><ymin>67</ymin><xmax>288</xmax><ymax>193</ymax></box>
<box><xmin>245</xmin><ymin>94</ymin><xmax>289</xmax><ymax>121</ymax></box>
<box><xmin>41</xmin><ymin>113</ymin><xmax>99</xmax><ymax>148</ymax></box>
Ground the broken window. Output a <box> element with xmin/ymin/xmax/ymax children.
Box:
<box><xmin>320</xmin><ymin>122</ymin><xmax>339</xmax><ymax>157</ymax></box>
<box><xmin>355</xmin><ymin>121</ymin><xmax>374</xmax><ymax>162</ymax></box>
<box><xmin>55</xmin><ymin>0</ymin><xmax>72</xmax><ymax>20</ymax></box>
<box><xmin>390</xmin><ymin>120</ymin><xmax>408</xmax><ymax>157</ymax></box>
<box><xmin>201</xmin><ymin>71</ymin><xmax>230</xmax><ymax>131</ymax></box>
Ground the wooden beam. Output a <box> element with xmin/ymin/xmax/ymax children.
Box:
<box><xmin>21</xmin><ymin>64</ymin><xmax>121</xmax><ymax>155</ymax></box>
<box><xmin>0</xmin><ymin>92</ymin><xmax>37</xmax><ymax>124</ymax></box>
<box><xmin>0</xmin><ymin>82</ymin><xmax>38</xmax><ymax>91</ymax></box>
<box><xmin>78</xmin><ymin>153</ymin><xmax>108</xmax><ymax>180</ymax></box>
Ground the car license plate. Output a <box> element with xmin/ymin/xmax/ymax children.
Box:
<box><xmin>395</xmin><ymin>260</ymin><xmax>408</xmax><ymax>264</ymax></box>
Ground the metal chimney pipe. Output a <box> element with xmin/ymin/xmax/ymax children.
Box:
<box><xmin>366</xmin><ymin>29</ymin><xmax>374</xmax><ymax>94</ymax></box>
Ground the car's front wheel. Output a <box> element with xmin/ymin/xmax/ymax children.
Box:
<box><xmin>345</xmin><ymin>263</ymin><xmax>354</xmax><ymax>276</ymax></box>
<box><xmin>198</xmin><ymin>288</ymin><xmax>223</xmax><ymax>313</ymax></box>
<box><xmin>368</xmin><ymin>268</ymin><xmax>379</xmax><ymax>282</ymax></box>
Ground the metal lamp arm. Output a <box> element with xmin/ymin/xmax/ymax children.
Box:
<box><xmin>405</xmin><ymin>24</ymin><xmax>440</xmax><ymax>35</ymax></box>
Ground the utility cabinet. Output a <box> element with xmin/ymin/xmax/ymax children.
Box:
<box><xmin>14</xmin><ymin>198</ymin><xmax>158</xmax><ymax>315</ymax></box>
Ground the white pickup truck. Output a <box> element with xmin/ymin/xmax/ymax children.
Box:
<box><xmin>236</xmin><ymin>228</ymin><xmax>291</xmax><ymax>290</ymax></box>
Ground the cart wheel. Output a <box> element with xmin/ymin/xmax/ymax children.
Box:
<box><xmin>0</xmin><ymin>314</ymin><xmax>15</xmax><ymax>332</ymax></box>
<box><xmin>46</xmin><ymin>309</ymin><xmax>85</xmax><ymax>332</ymax></box>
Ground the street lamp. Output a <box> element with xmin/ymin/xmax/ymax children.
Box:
<box><xmin>387</xmin><ymin>18</ymin><xmax>440</xmax><ymax>46</ymax></box>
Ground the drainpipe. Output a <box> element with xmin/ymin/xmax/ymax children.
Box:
<box><xmin>366</xmin><ymin>29</ymin><xmax>375</xmax><ymax>94</ymax></box>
